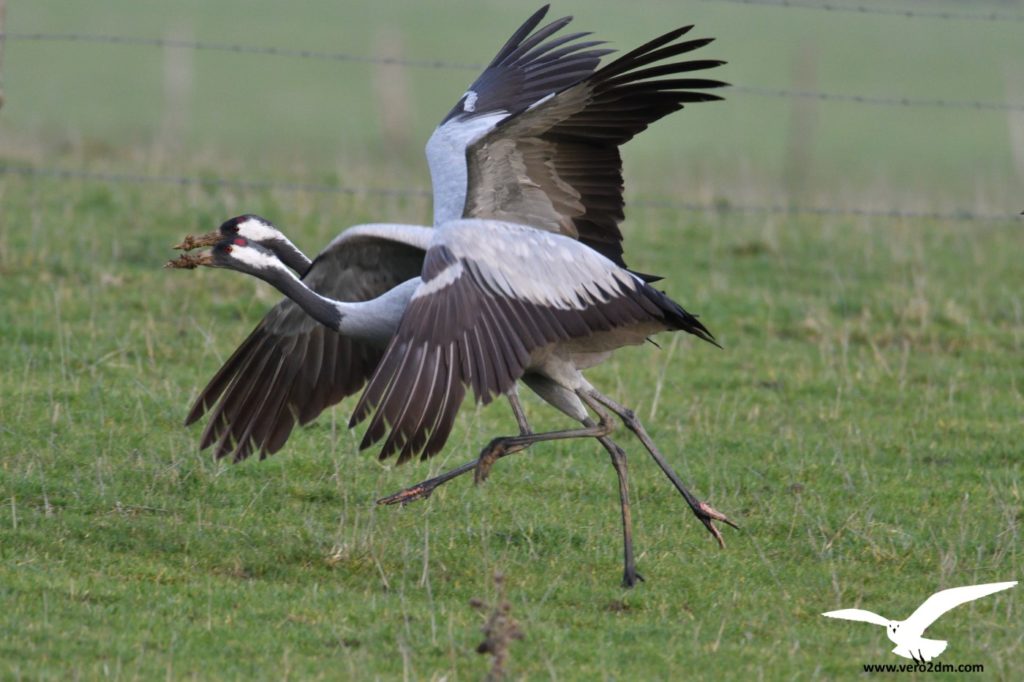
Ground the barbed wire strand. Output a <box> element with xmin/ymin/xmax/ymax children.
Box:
<box><xmin>0</xmin><ymin>32</ymin><xmax>480</xmax><ymax>70</ymax></box>
<box><xmin>699</xmin><ymin>0</ymin><xmax>1024</xmax><ymax>22</ymax></box>
<box><xmin>730</xmin><ymin>86</ymin><xmax>1024</xmax><ymax>112</ymax></box>
<box><xmin>3</xmin><ymin>31</ymin><xmax>1020</xmax><ymax>113</ymax></box>
<box><xmin>1</xmin><ymin>165</ymin><xmax>1017</xmax><ymax>223</ymax></box>
<box><xmin>0</xmin><ymin>166</ymin><xmax>431</xmax><ymax>199</ymax></box>
<box><xmin>635</xmin><ymin>197</ymin><xmax>1019</xmax><ymax>222</ymax></box>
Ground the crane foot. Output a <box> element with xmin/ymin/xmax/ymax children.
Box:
<box><xmin>622</xmin><ymin>569</ymin><xmax>645</xmax><ymax>589</ymax></box>
<box><xmin>473</xmin><ymin>439</ymin><xmax>508</xmax><ymax>484</ymax></box>
<box><xmin>376</xmin><ymin>460</ymin><xmax>476</xmax><ymax>506</ymax></box>
<box><xmin>693</xmin><ymin>500</ymin><xmax>739</xmax><ymax>549</ymax></box>
<box><xmin>376</xmin><ymin>483</ymin><xmax>436</xmax><ymax>506</ymax></box>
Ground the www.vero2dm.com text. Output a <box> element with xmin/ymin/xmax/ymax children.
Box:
<box><xmin>862</xmin><ymin>662</ymin><xmax>983</xmax><ymax>674</ymax></box>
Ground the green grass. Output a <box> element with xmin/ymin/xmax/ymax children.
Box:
<box><xmin>0</xmin><ymin>174</ymin><xmax>1020</xmax><ymax>679</ymax></box>
<box><xmin>2</xmin><ymin>0</ymin><xmax>1022</xmax><ymax>678</ymax></box>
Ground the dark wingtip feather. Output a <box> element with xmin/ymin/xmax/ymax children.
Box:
<box><xmin>485</xmin><ymin>4</ymin><xmax>553</xmax><ymax>69</ymax></box>
<box><xmin>685</xmin><ymin>314</ymin><xmax>721</xmax><ymax>349</ymax></box>
<box><xmin>628</xmin><ymin>269</ymin><xmax>663</xmax><ymax>283</ymax></box>
<box><xmin>184</xmin><ymin>399</ymin><xmax>209</xmax><ymax>426</ymax></box>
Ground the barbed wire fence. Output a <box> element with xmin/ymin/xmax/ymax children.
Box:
<box><xmin>0</xmin><ymin>31</ymin><xmax>480</xmax><ymax>71</ymax></box>
<box><xmin>0</xmin><ymin>165</ymin><xmax>1013</xmax><ymax>223</ymax></box>
<box><xmin>699</xmin><ymin>0</ymin><xmax>1024</xmax><ymax>23</ymax></box>
<box><xmin>1</xmin><ymin>0</ymin><xmax>1022</xmax><ymax>223</ymax></box>
<box><xmin>2</xmin><ymin>30</ymin><xmax>1022</xmax><ymax>113</ymax></box>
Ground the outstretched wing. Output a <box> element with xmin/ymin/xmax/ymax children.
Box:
<box><xmin>903</xmin><ymin>582</ymin><xmax>1017</xmax><ymax>636</ymax></box>
<box><xmin>821</xmin><ymin>609</ymin><xmax>890</xmax><ymax>627</ymax></box>
<box><xmin>427</xmin><ymin>5</ymin><xmax>610</xmax><ymax>225</ymax></box>
<box><xmin>462</xmin><ymin>25</ymin><xmax>726</xmax><ymax>267</ymax></box>
<box><xmin>438</xmin><ymin>5</ymin><xmax>611</xmax><ymax>127</ymax></box>
<box><xmin>349</xmin><ymin>219</ymin><xmax>714</xmax><ymax>465</ymax></box>
<box><xmin>187</xmin><ymin>225</ymin><xmax>430</xmax><ymax>462</ymax></box>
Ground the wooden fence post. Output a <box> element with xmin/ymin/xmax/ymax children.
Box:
<box><xmin>373</xmin><ymin>27</ymin><xmax>412</xmax><ymax>150</ymax></box>
<box><xmin>0</xmin><ymin>0</ymin><xmax>8</xmax><ymax>111</ymax></box>
<box><xmin>1006</xmin><ymin>67</ymin><xmax>1024</xmax><ymax>183</ymax></box>
<box><xmin>784</xmin><ymin>43</ymin><xmax>819</xmax><ymax>206</ymax></box>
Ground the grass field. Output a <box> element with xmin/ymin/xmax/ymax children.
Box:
<box><xmin>2</xmin><ymin>0</ymin><xmax>1023</xmax><ymax>679</ymax></box>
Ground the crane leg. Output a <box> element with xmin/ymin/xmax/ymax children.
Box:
<box><xmin>376</xmin><ymin>391</ymin><xmax>534</xmax><ymax>505</ymax></box>
<box><xmin>597</xmin><ymin>431</ymin><xmax>643</xmax><ymax>588</ymax></box>
<box><xmin>472</xmin><ymin>388</ymin><xmax>533</xmax><ymax>482</ymax></box>
<box><xmin>376</xmin><ymin>418</ymin><xmax>613</xmax><ymax>505</ymax></box>
<box><xmin>375</xmin><ymin>459</ymin><xmax>477</xmax><ymax>505</ymax></box>
<box><xmin>378</xmin><ymin>389</ymin><xmax>644</xmax><ymax>587</ymax></box>
<box><xmin>574</xmin><ymin>395</ymin><xmax>641</xmax><ymax>587</ymax></box>
<box><xmin>376</xmin><ymin>390</ymin><xmax>613</xmax><ymax>505</ymax></box>
<box><xmin>507</xmin><ymin>388</ymin><xmax>532</xmax><ymax>435</ymax></box>
<box><xmin>471</xmin><ymin>410</ymin><xmax>611</xmax><ymax>484</ymax></box>
<box><xmin>374</xmin><ymin>389</ymin><xmax>528</xmax><ymax>505</ymax></box>
<box><xmin>581</xmin><ymin>389</ymin><xmax>739</xmax><ymax>548</ymax></box>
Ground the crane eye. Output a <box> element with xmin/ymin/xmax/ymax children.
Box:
<box><xmin>224</xmin><ymin>245</ymin><xmax>233</xmax><ymax>254</ymax></box>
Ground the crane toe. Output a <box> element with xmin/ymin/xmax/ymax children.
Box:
<box><xmin>474</xmin><ymin>438</ymin><xmax>510</xmax><ymax>484</ymax></box>
<box><xmin>693</xmin><ymin>501</ymin><xmax>739</xmax><ymax>549</ymax></box>
<box><xmin>376</xmin><ymin>484</ymin><xmax>436</xmax><ymax>506</ymax></box>
<box><xmin>622</xmin><ymin>570</ymin><xmax>645</xmax><ymax>589</ymax></box>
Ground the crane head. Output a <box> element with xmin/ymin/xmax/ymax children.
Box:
<box><xmin>165</xmin><ymin>235</ymin><xmax>285</xmax><ymax>274</ymax></box>
<box><xmin>210</xmin><ymin>236</ymin><xmax>290</xmax><ymax>274</ymax></box>
<box><xmin>173</xmin><ymin>215</ymin><xmax>279</xmax><ymax>251</ymax></box>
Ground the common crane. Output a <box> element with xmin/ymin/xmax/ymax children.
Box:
<box><xmin>174</xmin><ymin>5</ymin><xmax>613</xmax><ymax>462</ymax></box>
<box><xmin>175</xmin><ymin>215</ymin><xmax>732</xmax><ymax>588</ymax></box>
<box><xmin>174</xmin><ymin>8</ymin><xmax>723</xmax><ymax>463</ymax></box>
<box><xmin>171</xmin><ymin>7</ymin><xmax>732</xmax><ymax>585</ymax></box>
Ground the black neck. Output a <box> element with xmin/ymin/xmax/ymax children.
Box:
<box><xmin>269</xmin><ymin>239</ymin><xmax>313</xmax><ymax>275</ymax></box>
<box><xmin>258</xmin><ymin>267</ymin><xmax>342</xmax><ymax>331</ymax></box>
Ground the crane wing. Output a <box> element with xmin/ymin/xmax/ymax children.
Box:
<box><xmin>821</xmin><ymin>609</ymin><xmax>890</xmax><ymax>627</ymax></box>
<box><xmin>427</xmin><ymin>5</ymin><xmax>609</xmax><ymax>226</ymax></box>
<box><xmin>462</xmin><ymin>26</ymin><xmax>726</xmax><ymax>267</ymax></box>
<box><xmin>187</xmin><ymin>225</ymin><xmax>430</xmax><ymax>462</ymax></box>
<box><xmin>437</xmin><ymin>5</ymin><xmax>610</xmax><ymax>129</ymax></box>
<box><xmin>349</xmin><ymin>219</ymin><xmax>714</xmax><ymax>464</ymax></box>
<box><xmin>903</xmin><ymin>582</ymin><xmax>1017</xmax><ymax>636</ymax></box>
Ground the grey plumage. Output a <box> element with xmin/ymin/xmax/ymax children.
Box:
<box><xmin>185</xmin><ymin>10</ymin><xmax>725</xmax><ymax>463</ymax></box>
<box><xmin>187</xmin><ymin>224</ymin><xmax>430</xmax><ymax>462</ymax></box>
<box><xmin>457</xmin><ymin>25</ymin><xmax>726</xmax><ymax>267</ymax></box>
<box><xmin>350</xmin><ymin>219</ymin><xmax>716</xmax><ymax>464</ymax></box>
<box><xmin>175</xmin><ymin>6</ymin><xmax>738</xmax><ymax>584</ymax></box>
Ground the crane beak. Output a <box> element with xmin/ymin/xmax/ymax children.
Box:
<box><xmin>173</xmin><ymin>231</ymin><xmax>221</xmax><ymax>251</ymax></box>
<box><xmin>164</xmin><ymin>251</ymin><xmax>214</xmax><ymax>269</ymax></box>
